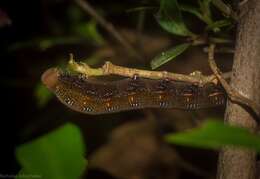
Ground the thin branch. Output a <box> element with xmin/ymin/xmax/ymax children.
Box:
<box><xmin>212</xmin><ymin>0</ymin><xmax>238</xmax><ymax>20</ymax></box>
<box><xmin>74</xmin><ymin>0</ymin><xmax>143</xmax><ymax>60</ymax></box>
<box><xmin>208</xmin><ymin>44</ymin><xmax>260</xmax><ymax>120</ymax></box>
<box><xmin>136</xmin><ymin>5</ymin><xmax>146</xmax><ymax>50</ymax></box>
<box><xmin>68</xmin><ymin>53</ymin><xmax>231</xmax><ymax>86</ymax></box>
<box><xmin>203</xmin><ymin>46</ymin><xmax>234</xmax><ymax>53</ymax></box>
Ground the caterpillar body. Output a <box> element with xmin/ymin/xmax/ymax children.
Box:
<box><xmin>41</xmin><ymin>68</ymin><xmax>226</xmax><ymax>115</ymax></box>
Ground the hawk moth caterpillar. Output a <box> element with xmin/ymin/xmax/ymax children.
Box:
<box><xmin>41</xmin><ymin>68</ymin><xmax>226</xmax><ymax>115</ymax></box>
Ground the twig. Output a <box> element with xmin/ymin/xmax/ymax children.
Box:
<box><xmin>136</xmin><ymin>3</ymin><xmax>146</xmax><ymax>49</ymax></box>
<box><xmin>68</xmin><ymin>53</ymin><xmax>231</xmax><ymax>86</ymax></box>
<box><xmin>74</xmin><ymin>0</ymin><xmax>143</xmax><ymax>60</ymax></box>
<box><xmin>208</xmin><ymin>44</ymin><xmax>260</xmax><ymax>119</ymax></box>
<box><xmin>203</xmin><ymin>46</ymin><xmax>234</xmax><ymax>53</ymax></box>
<box><xmin>212</xmin><ymin>0</ymin><xmax>238</xmax><ymax>20</ymax></box>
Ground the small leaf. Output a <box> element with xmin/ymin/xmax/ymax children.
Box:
<box><xmin>165</xmin><ymin>120</ymin><xmax>260</xmax><ymax>152</ymax></box>
<box><xmin>151</xmin><ymin>43</ymin><xmax>190</xmax><ymax>69</ymax></box>
<box><xmin>206</xmin><ymin>19</ymin><xmax>232</xmax><ymax>32</ymax></box>
<box><xmin>156</xmin><ymin>0</ymin><xmax>195</xmax><ymax>37</ymax></box>
<box><xmin>16</xmin><ymin>123</ymin><xmax>87</xmax><ymax>179</ymax></box>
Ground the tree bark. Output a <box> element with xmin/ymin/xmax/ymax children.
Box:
<box><xmin>217</xmin><ymin>0</ymin><xmax>260</xmax><ymax>179</ymax></box>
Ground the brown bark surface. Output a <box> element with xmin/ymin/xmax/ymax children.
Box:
<box><xmin>217</xmin><ymin>0</ymin><xmax>260</xmax><ymax>178</ymax></box>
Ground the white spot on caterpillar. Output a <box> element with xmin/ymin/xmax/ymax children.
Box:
<box><xmin>83</xmin><ymin>107</ymin><xmax>92</xmax><ymax>112</ymax></box>
<box><xmin>65</xmin><ymin>98</ymin><xmax>74</xmax><ymax>106</ymax></box>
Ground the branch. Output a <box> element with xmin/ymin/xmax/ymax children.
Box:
<box><xmin>208</xmin><ymin>44</ymin><xmax>260</xmax><ymax>120</ymax></box>
<box><xmin>74</xmin><ymin>0</ymin><xmax>143</xmax><ymax>60</ymax></box>
<box><xmin>68</xmin><ymin>53</ymin><xmax>231</xmax><ymax>86</ymax></box>
<box><xmin>212</xmin><ymin>0</ymin><xmax>238</xmax><ymax>20</ymax></box>
<box><xmin>136</xmin><ymin>5</ymin><xmax>146</xmax><ymax>50</ymax></box>
<box><xmin>203</xmin><ymin>46</ymin><xmax>234</xmax><ymax>53</ymax></box>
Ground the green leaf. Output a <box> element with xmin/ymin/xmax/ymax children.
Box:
<box><xmin>206</xmin><ymin>19</ymin><xmax>232</xmax><ymax>32</ymax></box>
<box><xmin>34</xmin><ymin>83</ymin><xmax>53</xmax><ymax>108</ymax></box>
<box><xmin>156</xmin><ymin>0</ymin><xmax>195</xmax><ymax>37</ymax></box>
<box><xmin>165</xmin><ymin>120</ymin><xmax>260</xmax><ymax>152</ymax></box>
<box><xmin>16</xmin><ymin>123</ymin><xmax>87</xmax><ymax>179</ymax></box>
<box><xmin>151</xmin><ymin>43</ymin><xmax>190</xmax><ymax>69</ymax></box>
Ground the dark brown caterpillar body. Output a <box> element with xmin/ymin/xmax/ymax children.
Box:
<box><xmin>41</xmin><ymin>68</ymin><xmax>226</xmax><ymax>114</ymax></box>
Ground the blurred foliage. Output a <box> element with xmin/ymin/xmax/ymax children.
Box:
<box><xmin>165</xmin><ymin>120</ymin><xmax>260</xmax><ymax>152</ymax></box>
<box><xmin>68</xmin><ymin>5</ymin><xmax>105</xmax><ymax>45</ymax></box>
<box><xmin>34</xmin><ymin>83</ymin><xmax>53</xmax><ymax>108</ymax></box>
<box><xmin>10</xmin><ymin>21</ymin><xmax>104</xmax><ymax>51</ymax></box>
<box><xmin>16</xmin><ymin>123</ymin><xmax>86</xmax><ymax>179</ymax></box>
<box><xmin>9</xmin><ymin>5</ymin><xmax>104</xmax><ymax>52</ymax></box>
<box><xmin>73</xmin><ymin>19</ymin><xmax>105</xmax><ymax>45</ymax></box>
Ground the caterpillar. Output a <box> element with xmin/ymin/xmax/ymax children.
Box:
<box><xmin>41</xmin><ymin>68</ymin><xmax>226</xmax><ymax>115</ymax></box>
